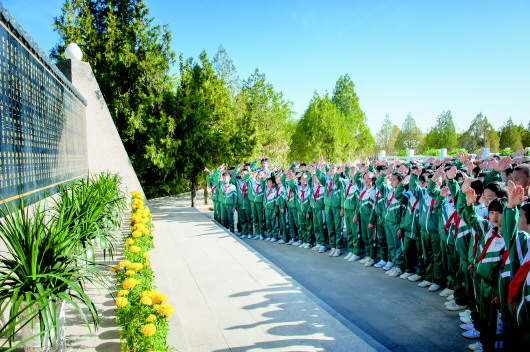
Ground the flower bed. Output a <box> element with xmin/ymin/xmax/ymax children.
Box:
<box><xmin>113</xmin><ymin>191</ymin><xmax>173</xmax><ymax>352</ymax></box>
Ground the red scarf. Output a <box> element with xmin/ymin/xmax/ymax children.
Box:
<box><xmin>476</xmin><ymin>230</ymin><xmax>502</xmax><ymax>263</ymax></box>
<box><xmin>223</xmin><ymin>185</ymin><xmax>230</xmax><ymax>194</ymax></box>
<box><xmin>301</xmin><ymin>189</ymin><xmax>306</xmax><ymax>200</ymax></box>
<box><xmin>345</xmin><ymin>184</ymin><xmax>353</xmax><ymax>198</ymax></box>
<box><xmin>359</xmin><ymin>190</ymin><xmax>366</xmax><ymax>201</ymax></box>
<box><xmin>387</xmin><ymin>193</ymin><xmax>395</xmax><ymax>207</ymax></box>
<box><xmin>288</xmin><ymin>189</ymin><xmax>293</xmax><ymax>202</ymax></box>
<box><xmin>508</xmin><ymin>261</ymin><xmax>530</xmax><ymax>313</ymax></box>
<box><xmin>429</xmin><ymin>198</ymin><xmax>436</xmax><ymax>211</ymax></box>
<box><xmin>242</xmin><ymin>183</ymin><xmax>247</xmax><ymax>200</ymax></box>
<box><xmin>444</xmin><ymin>210</ymin><xmax>459</xmax><ymax>231</ymax></box>
<box><xmin>410</xmin><ymin>199</ymin><xmax>419</xmax><ymax>213</ymax></box>
<box><xmin>255</xmin><ymin>184</ymin><xmax>260</xmax><ymax>194</ymax></box>
<box><xmin>211</xmin><ymin>186</ymin><xmax>216</xmax><ymax>194</ymax></box>
<box><xmin>314</xmin><ymin>186</ymin><xmax>321</xmax><ymax>201</ymax></box>
<box><xmin>327</xmin><ymin>180</ymin><xmax>334</xmax><ymax>196</ymax></box>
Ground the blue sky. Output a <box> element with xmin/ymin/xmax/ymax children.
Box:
<box><xmin>3</xmin><ymin>0</ymin><xmax>530</xmax><ymax>136</ymax></box>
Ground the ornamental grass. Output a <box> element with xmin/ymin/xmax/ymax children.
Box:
<box><xmin>113</xmin><ymin>191</ymin><xmax>173</xmax><ymax>351</ymax></box>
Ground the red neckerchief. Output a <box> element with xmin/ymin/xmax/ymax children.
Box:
<box><xmin>327</xmin><ymin>180</ymin><xmax>333</xmax><ymax>196</ymax></box>
<box><xmin>410</xmin><ymin>199</ymin><xmax>419</xmax><ymax>213</ymax></box>
<box><xmin>508</xmin><ymin>261</ymin><xmax>530</xmax><ymax>313</ymax></box>
<box><xmin>345</xmin><ymin>183</ymin><xmax>353</xmax><ymax>198</ymax></box>
<box><xmin>476</xmin><ymin>230</ymin><xmax>502</xmax><ymax>263</ymax></box>
<box><xmin>375</xmin><ymin>191</ymin><xmax>379</xmax><ymax>203</ymax></box>
<box><xmin>429</xmin><ymin>198</ymin><xmax>436</xmax><ymax>211</ymax></box>
<box><xmin>211</xmin><ymin>186</ymin><xmax>216</xmax><ymax>194</ymax></box>
<box><xmin>444</xmin><ymin>210</ymin><xmax>458</xmax><ymax>231</ymax></box>
<box><xmin>275</xmin><ymin>186</ymin><xmax>281</xmax><ymax>196</ymax></box>
<box><xmin>255</xmin><ymin>184</ymin><xmax>260</xmax><ymax>194</ymax></box>
<box><xmin>301</xmin><ymin>189</ymin><xmax>306</xmax><ymax>200</ymax></box>
<box><xmin>288</xmin><ymin>189</ymin><xmax>293</xmax><ymax>202</ymax></box>
<box><xmin>223</xmin><ymin>185</ymin><xmax>230</xmax><ymax>193</ymax></box>
<box><xmin>387</xmin><ymin>193</ymin><xmax>394</xmax><ymax>207</ymax></box>
<box><xmin>359</xmin><ymin>190</ymin><xmax>367</xmax><ymax>201</ymax></box>
<box><xmin>473</xmin><ymin>232</ymin><xmax>480</xmax><ymax>256</ymax></box>
<box><xmin>314</xmin><ymin>186</ymin><xmax>321</xmax><ymax>201</ymax></box>
<box><xmin>242</xmin><ymin>183</ymin><xmax>247</xmax><ymax>200</ymax></box>
<box><xmin>499</xmin><ymin>250</ymin><xmax>510</xmax><ymax>271</ymax></box>
<box><xmin>267</xmin><ymin>189</ymin><xmax>272</xmax><ymax>198</ymax></box>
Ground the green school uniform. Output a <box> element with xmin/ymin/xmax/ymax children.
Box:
<box><xmin>316</xmin><ymin>168</ymin><xmax>343</xmax><ymax>250</ymax></box>
<box><xmin>231</xmin><ymin>169</ymin><xmax>252</xmax><ymax>236</ymax></box>
<box><xmin>275</xmin><ymin>183</ymin><xmax>288</xmax><ymax>242</ymax></box>
<box><xmin>376</xmin><ymin>174</ymin><xmax>405</xmax><ymax>269</ymax></box>
<box><xmin>356</xmin><ymin>174</ymin><xmax>377</xmax><ymax>259</ymax></box>
<box><xmin>395</xmin><ymin>184</ymin><xmax>422</xmax><ymax>275</ymax></box>
<box><xmin>289</xmin><ymin>179</ymin><xmax>312</xmax><ymax>244</ymax></box>
<box><xmin>282</xmin><ymin>174</ymin><xmax>300</xmax><ymax>241</ymax></box>
<box><xmin>243</xmin><ymin>174</ymin><xmax>266</xmax><ymax>237</ymax></box>
<box><xmin>213</xmin><ymin>170</ymin><xmax>237</xmax><ymax>232</ymax></box>
<box><xmin>338</xmin><ymin>174</ymin><xmax>360</xmax><ymax>255</ymax></box>
<box><xmin>263</xmin><ymin>186</ymin><xmax>279</xmax><ymax>239</ymax></box>
<box><xmin>409</xmin><ymin>173</ymin><xmax>443</xmax><ymax>285</ymax></box>
<box><xmin>310</xmin><ymin>181</ymin><xmax>327</xmax><ymax>247</ymax></box>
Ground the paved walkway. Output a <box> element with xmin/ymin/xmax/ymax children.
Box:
<box><xmin>149</xmin><ymin>198</ymin><xmax>386</xmax><ymax>352</ymax></box>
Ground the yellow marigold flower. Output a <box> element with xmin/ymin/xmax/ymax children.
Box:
<box><xmin>141</xmin><ymin>217</ymin><xmax>149</xmax><ymax>224</ymax></box>
<box><xmin>141</xmin><ymin>228</ymin><xmax>151</xmax><ymax>235</ymax></box>
<box><xmin>130</xmin><ymin>263</ymin><xmax>143</xmax><ymax>271</ymax></box>
<box><xmin>144</xmin><ymin>262</ymin><xmax>151</xmax><ymax>267</ymax></box>
<box><xmin>110</xmin><ymin>267</ymin><xmax>116</xmax><ymax>273</ymax></box>
<box><xmin>115</xmin><ymin>297</ymin><xmax>128</xmax><ymax>307</ymax></box>
<box><xmin>122</xmin><ymin>278</ymin><xmax>138</xmax><ymax>290</ymax></box>
<box><xmin>125</xmin><ymin>238</ymin><xmax>135</xmax><ymax>245</ymax></box>
<box><xmin>140</xmin><ymin>296</ymin><xmax>153</xmax><ymax>305</ymax></box>
<box><xmin>119</xmin><ymin>260</ymin><xmax>130</xmax><ymax>268</ymax></box>
<box><xmin>151</xmin><ymin>293</ymin><xmax>167</xmax><ymax>304</ymax></box>
<box><xmin>142</xmin><ymin>323</ymin><xmax>156</xmax><ymax>337</ymax></box>
<box><xmin>141</xmin><ymin>290</ymin><xmax>154</xmax><ymax>298</ymax></box>
<box><xmin>129</xmin><ymin>245</ymin><xmax>141</xmax><ymax>253</ymax></box>
<box><xmin>125</xmin><ymin>270</ymin><xmax>135</xmax><ymax>276</ymax></box>
<box><xmin>132</xmin><ymin>230</ymin><xmax>142</xmax><ymax>238</ymax></box>
<box><xmin>142</xmin><ymin>252</ymin><xmax>150</xmax><ymax>259</ymax></box>
<box><xmin>159</xmin><ymin>304</ymin><xmax>175</xmax><ymax>317</ymax></box>
<box><xmin>153</xmin><ymin>304</ymin><xmax>161</xmax><ymax>312</ymax></box>
<box><xmin>145</xmin><ymin>314</ymin><xmax>157</xmax><ymax>322</ymax></box>
<box><xmin>117</xmin><ymin>290</ymin><xmax>129</xmax><ymax>297</ymax></box>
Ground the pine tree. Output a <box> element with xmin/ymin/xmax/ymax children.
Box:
<box><xmin>457</xmin><ymin>113</ymin><xmax>500</xmax><ymax>152</ymax></box>
<box><xmin>422</xmin><ymin>110</ymin><xmax>457</xmax><ymax>151</ymax></box>
<box><xmin>395</xmin><ymin>113</ymin><xmax>424</xmax><ymax>151</ymax></box>
<box><xmin>499</xmin><ymin>117</ymin><xmax>524</xmax><ymax>150</ymax></box>
<box><xmin>374</xmin><ymin>114</ymin><xmax>400</xmax><ymax>155</ymax></box>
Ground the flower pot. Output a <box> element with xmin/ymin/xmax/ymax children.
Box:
<box><xmin>20</xmin><ymin>299</ymin><xmax>66</xmax><ymax>352</ymax></box>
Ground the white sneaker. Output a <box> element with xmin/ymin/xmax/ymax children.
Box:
<box><xmin>259</xmin><ymin>235</ymin><xmax>265</xmax><ymax>240</ymax></box>
<box><xmin>400</xmin><ymin>272</ymin><xmax>412</xmax><ymax>280</ymax></box>
<box><xmin>312</xmin><ymin>245</ymin><xmax>320</xmax><ymax>251</ymax></box>
<box><xmin>407</xmin><ymin>274</ymin><xmax>422</xmax><ymax>282</ymax></box>
<box><xmin>364</xmin><ymin>258</ymin><xmax>375</xmax><ymax>267</ymax></box>
<box><xmin>386</xmin><ymin>267</ymin><xmax>396</xmax><ymax>275</ymax></box>
<box><xmin>265</xmin><ymin>237</ymin><xmax>271</xmax><ymax>241</ymax></box>
<box><xmin>304</xmin><ymin>243</ymin><xmax>312</xmax><ymax>249</ymax></box>
<box><xmin>333</xmin><ymin>249</ymin><xmax>341</xmax><ymax>257</ymax></box>
<box><xmin>240</xmin><ymin>235</ymin><xmax>247</xmax><ymax>239</ymax></box>
<box><xmin>459</xmin><ymin>310</ymin><xmax>472</xmax><ymax>317</ymax></box>
<box><xmin>253</xmin><ymin>235</ymin><xmax>260</xmax><ymax>240</ymax></box>
<box><xmin>418</xmin><ymin>280</ymin><xmax>432</xmax><ymax>288</ymax></box>
<box><xmin>374</xmin><ymin>260</ymin><xmax>387</xmax><ymax>268</ymax></box>
<box><xmin>446</xmin><ymin>301</ymin><xmax>466</xmax><ymax>311</ymax></box>
<box><xmin>328</xmin><ymin>248</ymin><xmax>336</xmax><ymax>256</ymax></box>
<box><xmin>383</xmin><ymin>262</ymin><xmax>394</xmax><ymax>271</ymax></box>
<box><xmin>388</xmin><ymin>267</ymin><xmax>403</xmax><ymax>277</ymax></box>
<box><xmin>428</xmin><ymin>283</ymin><xmax>441</xmax><ymax>292</ymax></box>
<box><xmin>278</xmin><ymin>239</ymin><xmax>286</xmax><ymax>244</ymax></box>
<box><xmin>359</xmin><ymin>256</ymin><xmax>369</xmax><ymax>264</ymax></box>
<box><xmin>462</xmin><ymin>328</ymin><xmax>480</xmax><ymax>339</ymax></box>
<box><xmin>439</xmin><ymin>288</ymin><xmax>454</xmax><ymax>297</ymax></box>
<box><xmin>344</xmin><ymin>252</ymin><xmax>353</xmax><ymax>260</ymax></box>
<box><xmin>294</xmin><ymin>240</ymin><xmax>303</xmax><ymax>246</ymax></box>
<box><xmin>460</xmin><ymin>315</ymin><xmax>473</xmax><ymax>324</ymax></box>
<box><xmin>348</xmin><ymin>254</ymin><xmax>361</xmax><ymax>261</ymax></box>
<box><xmin>468</xmin><ymin>342</ymin><xmax>483</xmax><ymax>351</ymax></box>
<box><xmin>270</xmin><ymin>238</ymin><xmax>277</xmax><ymax>242</ymax></box>
<box><xmin>318</xmin><ymin>246</ymin><xmax>327</xmax><ymax>253</ymax></box>
<box><xmin>444</xmin><ymin>300</ymin><xmax>454</xmax><ymax>306</ymax></box>
<box><xmin>287</xmin><ymin>239</ymin><xmax>295</xmax><ymax>244</ymax></box>
<box><xmin>447</xmin><ymin>294</ymin><xmax>454</xmax><ymax>301</ymax></box>
<box><xmin>459</xmin><ymin>323</ymin><xmax>474</xmax><ymax>331</ymax></box>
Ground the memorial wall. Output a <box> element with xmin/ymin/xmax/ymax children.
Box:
<box><xmin>0</xmin><ymin>6</ymin><xmax>88</xmax><ymax>209</ymax></box>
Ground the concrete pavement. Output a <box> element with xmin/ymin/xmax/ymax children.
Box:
<box><xmin>149</xmin><ymin>198</ymin><xmax>387</xmax><ymax>352</ymax></box>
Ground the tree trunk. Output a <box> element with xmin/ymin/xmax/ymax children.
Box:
<box><xmin>204</xmin><ymin>174</ymin><xmax>209</xmax><ymax>205</ymax></box>
<box><xmin>191</xmin><ymin>181</ymin><xmax>197</xmax><ymax>207</ymax></box>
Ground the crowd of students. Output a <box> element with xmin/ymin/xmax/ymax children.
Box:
<box><xmin>204</xmin><ymin>149</ymin><xmax>530</xmax><ymax>352</ymax></box>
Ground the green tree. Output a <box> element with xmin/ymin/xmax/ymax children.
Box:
<box><xmin>374</xmin><ymin>114</ymin><xmax>400</xmax><ymax>155</ymax></box>
<box><xmin>395</xmin><ymin>113</ymin><xmax>424</xmax><ymax>151</ymax></box>
<box><xmin>331</xmin><ymin>74</ymin><xmax>373</xmax><ymax>157</ymax></box>
<box><xmin>289</xmin><ymin>92</ymin><xmax>348</xmax><ymax>163</ymax></box>
<box><xmin>499</xmin><ymin>117</ymin><xmax>524</xmax><ymax>150</ymax></box>
<box><xmin>516</xmin><ymin>122</ymin><xmax>530</xmax><ymax>148</ymax></box>
<box><xmin>422</xmin><ymin>110</ymin><xmax>458</xmax><ymax>151</ymax></box>
<box><xmin>457</xmin><ymin>113</ymin><xmax>500</xmax><ymax>152</ymax></box>
<box><xmin>53</xmin><ymin>0</ymin><xmax>179</xmax><ymax>197</ymax></box>
<box><xmin>240</xmin><ymin>69</ymin><xmax>294</xmax><ymax>165</ymax></box>
<box><xmin>212</xmin><ymin>45</ymin><xmax>241</xmax><ymax>100</ymax></box>
<box><xmin>174</xmin><ymin>52</ymin><xmax>235</xmax><ymax>205</ymax></box>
